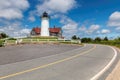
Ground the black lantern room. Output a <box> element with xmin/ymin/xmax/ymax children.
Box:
<box><xmin>41</xmin><ymin>11</ymin><xmax>50</xmax><ymax>18</ymax></box>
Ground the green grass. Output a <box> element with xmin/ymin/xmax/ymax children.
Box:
<box><xmin>25</xmin><ymin>36</ymin><xmax>58</xmax><ymax>39</ymax></box>
<box><xmin>22</xmin><ymin>39</ymin><xmax>58</xmax><ymax>42</ymax></box>
<box><xmin>59</xmin><ymin>40</ymin><xmax>81</xmax><ymax>44</ymax></box>
<box><xmin>0</xmin><ymin>40</ymin><xmax>4</xmax><ymax>47</ymax></box>
<box><xmin>6</xmin><ymin>40</ymin><xmax>16</xmax><ymax>44</ymax></box>
<box><xmin>0</xmin><ymin>37</ymin><xmax>82</xmax><ymax>46</ymax></box>
<box><xmin>22</xmin><ymin>38</ymin><xmax>82</xmax><ymax>45</ymax></box>
<box><xmin>89</xmin><ymin>40</ymin><xmax>120</xmax><ymax>48</ymax></box>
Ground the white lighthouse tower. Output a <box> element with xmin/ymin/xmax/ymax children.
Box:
<box><xmin>41</xmin><ymin>12</ymin><xmax>50</xmax><ymax>36</ymax></box>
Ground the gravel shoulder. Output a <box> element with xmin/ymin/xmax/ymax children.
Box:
<box><xmin>106</xmin><ymin>61</ymin><xmax>120</xmax><ymax>80</ymax></box>
<box><xmin>106</xmin><ymin>47</ymin><xmax>120</xmax><ymax>80</ymax></box>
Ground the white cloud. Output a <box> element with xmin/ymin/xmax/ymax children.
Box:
<box><xmin>86</xmin><ymin>24</ymin><xmax>100</xmax><ymax>34</ymax></box>
<box><xmin>0</xmin><ymin>9</ymin><xmax>23</xmax><ymax>20</ymax></box>
<box><xmin>0</xmin><ymin>22</ymin><xmax>31</xmax><ymax>37</ymax></box>
<box><xmin>51</xmin><ymin>14</ymin><xmax>61</xmax><ymax>19</ymax></box>
<box><xmin>109</xmin><ymin>11</ymin><xmax>120</xmax><ymax>20</ymax></box>
<box><xmin>28</xmin><ymin>0</ymin><xmax>77</xmax><ymax>24</ymax></box>
<box><xmin>62</xmin><ymin>17</ymin><xmax>78</xmax><ymax>39</ymax></box>
<box><xmin>79</xmin><ymin>25</ymin><xmax>86</xmax><ymax>31</ymax></box>
<box><xmin>89</xmin><ymin>24</ymin><xmax>100</xmax><ymax>30</ymax></box>
<box><xmin>101</xmin><ymin>29</ymin><xmax>110</xmax><ymax>34</ymax></box>
<box><xmin>78</xmin><ymin>24</ymin><xmax>102</xmax><ymax>38</ymax></box>
<box><xmin>36</xmin><ymin>0</ymin><xmax>77</xmax><ymax>14</ymax></box>
<box><xmin>116</xmin><ymin>27</ymin><xmax>120</xmax><ymax>30</ymax></box>
<box><xmin>108</xmin><ymin>11</ymin><xmax>120</xmax><ymax>27</ymax></box>
<box><xmin>95</xmin><ymin>29</ymin><xmax>110</xmax><ymax>34</ymax></box>
<box><xmin>28</xmin><ymin>16</ymin><xmax>36</xmax><ymax>22</ymax></box>
<box><xmin>20</xmin><ymin>29</ymin><xmax>31</xmax><ymax>35</ymax></box>
<box><xmin>0</xmin><ymin>0</ymin><xmax>29</xmax><ymax>20</ymax></box>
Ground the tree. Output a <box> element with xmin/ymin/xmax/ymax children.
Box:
<box><xmin>0</xmin><ymin>34</ymin><xmax>2</xmax><ymax>39</ymax></box>
<box><xmin>103</xmin><ymin>36</ymin><xmax>108</xmax><ymax>41</ymax></box>
<box><xmin>77</xmin><ymin>37</ymin><xmax>80</xmax><ymax>40</ymax></box>
<box><xmin>116</xmin><ymin>37</ymin><xmax>120</xmax><ymax>41</ymax></box>
<box><xmin>0</xmin><ymin>33</ymin><xmax>8</xmax><ymax>38</ymax></box>
<box><xmin>94</xmin><ymin>37</ymin><xmax>101</xmax><ymax>42</ymax></box>
<box><xmin>72</xmin><ymin>35</ymin><xmax>77</xmax><ymax>40</ymax></box>
<box><xmin>81</xmin><ymin>37</ymin><xmax>92</xmax><ymax>43</ymax></box>
<box><xmin>118</xmin><ymin>37</ymin><xmax>120</xmax><ymax>41</ymax></box>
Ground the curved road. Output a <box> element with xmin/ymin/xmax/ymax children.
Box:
<box><xmin>0</xmin><ymin>44</ymin><xmax>119</xmax><ymax>80</ymax></box>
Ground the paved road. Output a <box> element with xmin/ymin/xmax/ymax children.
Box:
<box><xmin>0</xmin><ymin>44</ymin><xmax>119</xmax><ymax>80</ymax></box>
<box><xmin>0</xmin><ymin>44</ymin><xmax>80</xmax><ymax>65</ymax></box>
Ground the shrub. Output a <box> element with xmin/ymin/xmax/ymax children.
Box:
<box><xmin>8</xmin><ymin>38</ymin><xmax>17</xmax><ymax>40</ymax></box>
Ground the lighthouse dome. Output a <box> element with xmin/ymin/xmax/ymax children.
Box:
<box><xmin>41</xmin><ymin>12</ymin><xmax>49</xmax><ymax>18</ymax></box>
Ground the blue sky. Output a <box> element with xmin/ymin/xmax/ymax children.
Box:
<box><xmin>0</xmin><ymin>0</ymin><xmax>120</xmax><ymax>39</ymax></box>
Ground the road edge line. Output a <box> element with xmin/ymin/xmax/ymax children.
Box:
<box><xmin>90</xmin><ymin>46</ymin><xmax>118</xmax><ymax>80</ymax></box>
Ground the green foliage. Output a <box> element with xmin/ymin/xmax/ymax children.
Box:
<box><xmin>8</xmin><ymin>38</ymin><xmax>17</xmax><ymax>40</ymax></box>
<box><xmin>72</xmin><ymin>35</ymin><xmax>77</xmax><ymax>40</ymax></box>
<box><xmin>80</xmin><ymin>36</ymin><xmax>120</xmax><ymax>48</ymax></box>
<box><xmin>94</xmin><ymin>37</ymin><xmax>101</xmax><ymax>42</ymax></box>
<box><xmin>77</xmin><ymin>37</ymin><xmax>80</xmax><ymax>40</ymax></box>
<box><xmin>0</xmin><ymin>40</ymin><xmax>4</xmax><ymax>47</ymax></box>
<box><xmin>118</xmin><ymin>37</ymin><xmax>120</xmax><ymax>41</ymax></box>
<box><xmin>92</xmin><ymin>40</ymin><xmax>120</xmax><ymax>48</ymax></box>
<box><xmin>103</xmin><ymin>36</ymin><xmax>108</xmax><ymax>41</ymax></box>
<box><xmin>115</xmin><ymin>37</ymin><xmax>120</xmax><ymax>41</ymax></box>
<box><xmin>81</xmin><ymin>37</ymin><xmax>92</xmax><ymax>43</ymax></box>
<box><xmin>71</xmin><ymin>35</ymin><xmax>80</xmax><ymax>40</ymax></box>
<box><xmin>0</xmin><ymin>33</ymin><xmax>8</xmax><ymax>38</ymax></box>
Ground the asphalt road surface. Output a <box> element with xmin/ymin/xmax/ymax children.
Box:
<box><xmin>0</xmin><ymin>44</ymin><xmax>119</xmax><ymax>80</ymax></box>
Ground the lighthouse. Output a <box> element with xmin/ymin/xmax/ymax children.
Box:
<box><xmin>41</xmin><ymin>12</ymin><xmax>50</xmax><ymax>36</ymax></box>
